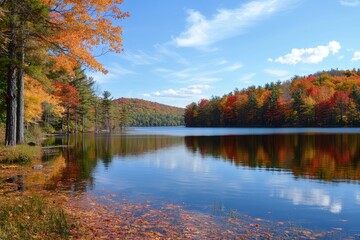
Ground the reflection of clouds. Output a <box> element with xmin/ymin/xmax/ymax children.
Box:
<box><xmin>148</xmin><ymin>146</ymin><xmax>247</xmax><ymax>193</ymax></box>
<box><xmin>356</xmin><ymin>192</ymin><xmax>360</xmax><ymax>204</ymax></box>
<box><xmin>153</xmin><ymin>147</ymin><xmax>210</xmax><ymax>173</ymax></box>
<box><xmin>330</xmin><ymin>202</ymin><xmax>342</xmax><ymax>214</ymax></box>
<box><xmin>267</xmin><ymin>174</ymin><xmax>290</xmax><ymax>187</ymax></box>
<box><xmin>278</xmin><ymin>188</ymin><xmax>342</xmax><ymax>214</ymax></box>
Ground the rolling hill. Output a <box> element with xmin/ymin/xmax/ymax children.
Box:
<box><xmin>113</xmin><ymin>98</ymin><xmax>184</xmax><ymax>126</ymax></box>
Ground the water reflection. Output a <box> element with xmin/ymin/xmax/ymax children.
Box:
<box><xmin>185</xmin><ymin>134</ymin><xmax>360</xmax><ymax>182</ymax></box>
<box><xmin>44</xmin><ymin>134</ymin><xmax>183</xmax><ymax>191</ymax></box>
<box><xmin>275</xmin><ymin>188</ymin><xmax>342</xmax><ymax>214</ymax></box>
<box><xmin>43</xmin><ymin>133</ymin><xmax>360</xmax><ymax>192</ymax></box>
<box><xmin>356</xmin><ymin>192</ymin><xmax>360</xmax><ymax>204</ymax></box>
<box><xmin>40</xmin><ymin>130</ymin><xmax>360</xmax><ymax>234</ymax></box>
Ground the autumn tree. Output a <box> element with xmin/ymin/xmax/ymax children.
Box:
<box><xmin>43</xmin><ymin>0</ymin><xmax>129</xmax><ymax>73</ymax></box>
<box><xmin>184</xmin><ymin>103</ymin><xmax>199</xmax><ymax>127</ymax></box>
<box><xmin>245</xmin><ymin>92</ymin><xmax>259</xmax><ymax>125</ymax></box>
<box><xmin>53</xmin><ymin>82</ymin><xmax>80</xmax><ymax>132</ymax></box>
<box><xmin>183</xmin><ymin>69</ymin><xmax>360</xmax><ymax>128</ymax></box>
<box><xmin>0</xmin><ymin>0</ymin><xmax>129</xmax><ymax>145</ymax></box>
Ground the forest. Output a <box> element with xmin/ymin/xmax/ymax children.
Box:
<box><xmin>185</xmin><ymin>69</ymin><xmax>360</xmax><ymax>127</ymax></box>
<box><xmin>113</xmin><ymin>98</ymin><xmax>184</xmax><ymax>127</ymax></box>
<box><xmin>0</xmin><ymin>0</ymin><xmax>185</xmax><ymax>148</ymax></box>
<box><xmin>0</xmin><ymin>0</ymin><xmax>131</xmax><ymax>146</ymax></box>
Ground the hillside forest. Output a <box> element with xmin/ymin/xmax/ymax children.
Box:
<box><xmin>185</xmin><ymin>69</ymin><xmax>360</xmax><ymax>127</ymax></box>
<box><xmin>113</xmin><ymin>98</ymin><xmax>184</xmax><ymax>127</ymax></box>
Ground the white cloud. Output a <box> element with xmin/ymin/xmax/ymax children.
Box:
<box><xmin>239</xmin><ymin>73</ymin><xmax>256</xmax><ymax>83</ymax></box>
<box><xmin>217</xmin><ymin>60</ymin><xmax>228</xmax><ymax>65</ymax></box>
<box><xmin>145</xmin><ymin>85</ymin><xmax>211</xmax><ymax>98</ymax></box>
<box><xmin>340</xmin><ymin>0</ymin><xmax>360</xmax><ymax>6</ymax></box>
<box><xmin>264</xmin><ymin>68</ymin><xmax>290</xmax><ymax>78</ymax></box>
<box><xmin>156</xmin><ymin>61</ymin><xmax>242</xmax><ymax>84</ymax></box>
<box><xmin>123</xmin><ymin>50</ymin><xmax>160</xmax><ymax>65</ymax></box>
<box><xmin>274</xmin><ymin>41</ymin><xmax>341</xmax><ymax>65</ymax></box>
<box><xmin>89</xmin><ymin>63</ymin><xmax>135</xmax><ymax>84</ymax></box>
<box><xmin>174</xmin><ymin>0</ymin><xmax>295</xmax><ymax>48</ymax></box>
<box><xmin>352</xmin><ymin>51</ymin><xmax>360</xmax><ymax>61</ymax></box>
<box><xmin>154</xmin><ymin>44</ymin><xmax>189</xmax><ymax>65</ymax></box>
<box><xmin>226</xmin><ymin>64</ymin><xmax>243</xmax><ymax>71</ymax></box>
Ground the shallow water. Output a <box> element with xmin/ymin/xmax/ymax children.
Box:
<box><xmin>43</xmin><ymin>127</ymin><xmax>360</xmax><ymax>236</ymax></box>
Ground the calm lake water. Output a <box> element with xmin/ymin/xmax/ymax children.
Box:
<box><xmin>43</xmin><ymin>127</ymin><xmax>360</xmax><ymax>236</ymax></box>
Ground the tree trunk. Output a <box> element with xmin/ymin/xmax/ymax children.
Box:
<box><xmin>5</xmin><ymin>2</ymin><xmax>17</xmax><ymax>146</ymax></box>
<box><xmin>105</xmin><ymin>113</ymin><xmax>109</xmax><ymax>132</ymax></box>
<box><xmin>82</xmin><ymin>113</ymin><xmax>85</xmax><ymax>132</ymax></box>
<box><xmin>61</xmin><ymin>116</ymin><xmax>64</xmax><ymax>132</ymax></box>
<box><xmin>95</xmin><ymin>101</ymin><xmax>98</xmax><ymax>133</ymax></box>
<box><xmin>17</xmin><ymin>30</ymin><xmax>25</xmax><ymax>144</ymax></box>
<box><xmin>75</xmin><ymin>112</ymin><xmax>78</xmax><ymax>133</ymax></box>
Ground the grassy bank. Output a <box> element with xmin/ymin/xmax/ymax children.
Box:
<box><xmin>0</xmin><ymin>127</ymin><xmax>41</xmax><ymax>164</ymax></box>
<box><xmin>0</xmin><ymin>145</ymin><xmax>41</xmax><ymax>164</ymax></box>
<box><xmin>0</xmin><ymin>127</ymin><xmax>79</xmax><ymax>239</ymax></box>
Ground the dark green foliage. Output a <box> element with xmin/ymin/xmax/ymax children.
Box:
<box><xmin>71</xmin><ymin>68</ymin><xmax>96</xmax><ymax>132</ymax></box>
<box><xmin>102</xmin><ymin>91</ymin><xmax>113</xmax><ymax>131</ymax></box>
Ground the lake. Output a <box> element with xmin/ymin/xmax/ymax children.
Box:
<box><xmin>43</xmin><ymin>127</ymin><xmax>360</xmax><ymax>237</ymax></box>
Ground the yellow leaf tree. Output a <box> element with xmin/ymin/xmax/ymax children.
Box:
<box><xmin>24</xmin><ymin>75</ymin><xmax>63</xmax><ymax>123</ymax></box>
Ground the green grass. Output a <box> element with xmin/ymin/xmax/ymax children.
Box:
<box><xmin>0</xmin><ymin>145</ymin><xmax>41</xmax><ymax>164</ymax></box>
<box><xmin>0</xmin><ymin>194</ymin><xmax>74</xmax><ymax>240</ymax></box>
<box><xmin>0</xmin><ymin>127</ymin><xmax>41</xmax><ymax>164</ymax></box>
<box><xmin>0</xmin><ymin>127</ymin><xmax>79</xmax><ymax>239</ymax></box>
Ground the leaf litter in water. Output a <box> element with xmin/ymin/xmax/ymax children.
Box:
<box><xmin>65</xmin><ymin>192</ymin><xmax>351</xmax><ymax>239</ymax></box>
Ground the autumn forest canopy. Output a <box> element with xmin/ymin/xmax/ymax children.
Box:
<box><xmin>185</xmin><ymin>69</ymin><xmax>360</xmax><ymax>127</ymax></box>
<box><xmin>0</xmin><ymin>0</ymin><xmax>132</xmax><ymax>146</ymax></box>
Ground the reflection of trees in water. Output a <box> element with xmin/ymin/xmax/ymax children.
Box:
<box><xmin>43</xmin><ymin>134</ymin><xmax>183</xmax><ymax>192</ymax></box>
<box><xmin>185</xmin><ymin>134</ymin><xmax>360</xmax><ymax>182</ymax></box>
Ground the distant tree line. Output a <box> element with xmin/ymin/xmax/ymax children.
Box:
<box><xmin>185</xmin><ymin>69</ymin><xmax>360</xmax><ymax>127</ymax></box>
<box><xmin>113</xmin><ymin>98</ymin><xmax>184</xmax><ymax>127</ymax></box>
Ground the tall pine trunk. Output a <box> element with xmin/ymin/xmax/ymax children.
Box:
<box><xmin>75</xmin><ymin>112</ymin><xmax>78</xmax><ymax>133</ymax></box>
<box><xmin>17</xmin><ymin>29</ymin><xmax>25</xmax><ymax>144</ymax></box>
<box><xmin>95</xmin><ymin>101</ymin><xmax>98</xmax><ymax>133</ymax></box>
<box><xmin>5</xmin><ymin>2</ymin><xmax>17</xmax><ymax>146</ymax></box>
<box><xmin>82</xmin><ymin>113</ymin><xmax>85</xmax><ymax>132</ymax></box>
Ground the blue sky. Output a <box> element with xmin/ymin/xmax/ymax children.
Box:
<box><xmin>90</xmin><ymin>0</ymin><xmax>360</xmax><ymax>108</ymax></box>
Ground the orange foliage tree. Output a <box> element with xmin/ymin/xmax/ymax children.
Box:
<box><xmin>1</xmin><ymin>0</ymin><xmax>129</xmax><ymax>145</ymax></box>
<box><xmin>41</xmin><ymin>0</ymin><xmax>130</xmax><ymax>73</ymax></box>
<box><xmin>53</xmin><ymin>82</ymin><xmax>80</xmax><ymax>132</ymax></box>
<box><xmin>185</xmin><ymin>69</ymin><xmax>360</xmax><ymax>127</ymax></box>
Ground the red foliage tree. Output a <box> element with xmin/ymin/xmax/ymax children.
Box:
<box><xmin>53</xmin><ymin>82</ymin><xmax>80</xmax><ymax>131</ymax></box>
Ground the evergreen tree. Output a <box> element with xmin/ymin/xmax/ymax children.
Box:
<box><xmin>102</xmin><ymin>91</ymin><xmax>112</xmax><ymax>132</ymax></box>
